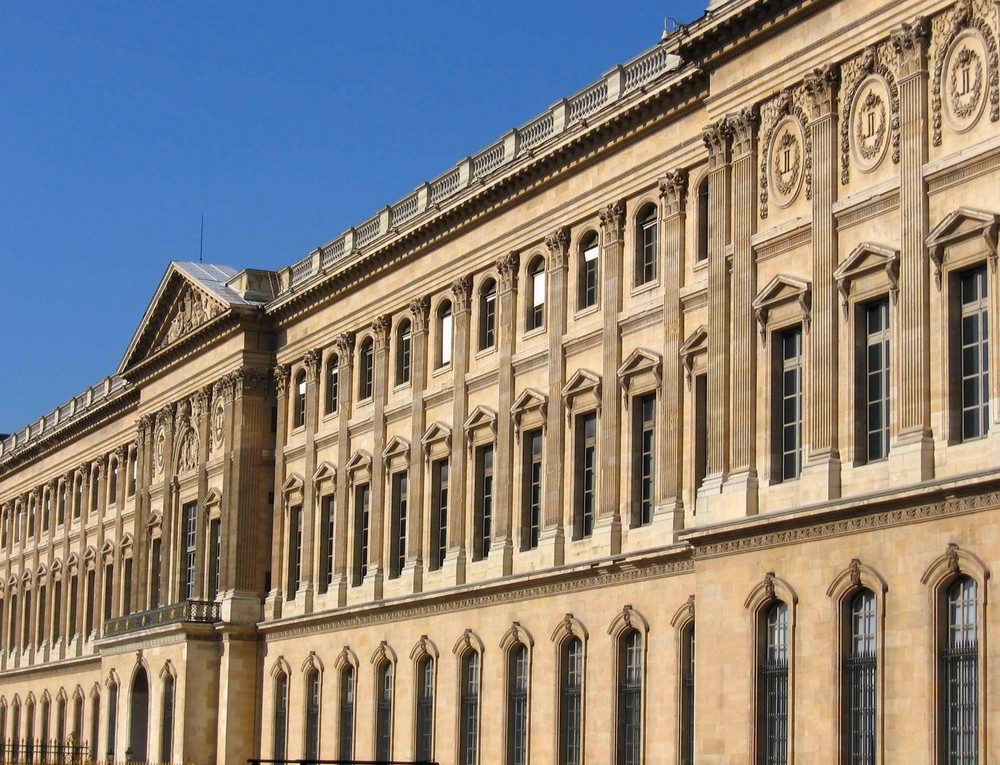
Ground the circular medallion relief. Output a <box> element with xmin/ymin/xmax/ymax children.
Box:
<box><xmin>154</xmin><ymin>426</ymin><xmax>166</xmax><ymax>473</ymax></box>
<box><xmin>768</xmin><ymin>117</ymin><xmax>804</xmax><ymax>208</ymax></box>
<box><xmin>944</xmin><ymin>31</ymin><xmax>987</xmax><ymax>133</ymax></box>
<box><xmin>212</xmin><ymin>399</ymin><xmax>226</xmax><ymax>447</ymax></box>
<box><xmin>850</xmin><ymin>76</ymin><xmax>890</xmax><ymax>172</ymax></box>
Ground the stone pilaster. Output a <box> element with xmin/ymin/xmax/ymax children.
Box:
<box><xmin>724</xmin><ymin>105</ymin><xmax>762</xmax><ymax>515</ymax></box>
<box><xmin>803</xmin><ymin>64</ymin><xmax>843</xmax><ymax>500</ymax></box>
<box><xmin>403</xmin><ymin>299</ymin><xmax>429</xmax><ymax>592</ymax></box>
<box><xmin>296</xmin><ymin>350</ymin><xmax>321</xmax><ymax>611</ymax></box>
<box><xmin>658</xmin><ymin>170</ymin><xmax>687</xmax><ymax>529</ymax></box>
<box><xmin>134</xmin><ymin>415</ymin><xmax>153</xmax><ymax>612</ymax></box>
<box><xmin>443</xmin><ymin>277</ymin><xmax>471</xmax><ymax>584</ymax></box>
<box><xmin>156</xmin><ymin>404</ymin><xmax>176</xmax><ymax>606</ymax></box>
<box><xmin>541</xmin><ymin>227</ymin><xmax>569</xmax><ymax>566</ymax></box>
<box><xmin>265</xmin><ymin>366</ymin><xmax>288</xmax><ymax>619</ymax></box>
<box><xmin>364</xmin><ymin>316</ymin><xmax>391</xmax><ymax>599</ymax></box>
<box><xmin>489</xmin><ymin>252</ymin><xmax>519</xmax><ymax>576</ymax></box>
<box><xmin>698</xmin><ymin>118</ymin><xmax>733</xmax><ymax>512</ymax></box>
<box><xmin>332</xmin><ymin>332</ymin><xmax>355</xmax><ymax>606</ymax></box>
<box><xmin>597</xmin><ymin>200</ymin><xmax>626</xmax><ymax>555</ymax></box>
<box><xmin>891</xmin><ymin>17</ymin><xmax>934</xmax><ymax>482</ymax></box>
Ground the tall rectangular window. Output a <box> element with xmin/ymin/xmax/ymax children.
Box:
<box><xmin>759</xmin><ymin>602</ymin><xmax>789</xmax><ymax>765</ymax></box>
<box><xmin>272</xmin><ymin>673</ymin><xmax>288</xmax><ymax>762</ymax></box>
<box><xmin>632</xmin><ymin>394</ymin><xmax>655</xmax><ymax>527</ymax></box>
<box><xmin>844</xmin><ymin>590</ymin><xmax>876</xmax><ymax>765</ymax></box>
<box><xmin>51</xmin><ymin>581</ymin><xmax>62</xmax><ymax>644</ymax></box>
<box><xmin>580</xmin><ymin>237</ymin><xmax>600</xmax><ymax>310</ymax></box>
<box><xmin>521</xmin><ymin>430</ymin><xmax>543</xmax><ymax>551</ymax></box>
<box><xmin>694</xmin><ymin>374</ymin><xmax>708</xmax><ymax>490</ymax></box>
<box><xmin>305</xmin><ymin>670</ymin><xmax>321</xmax><ymax>761</ymax></box>
<box><xmin>389</xmin><ymin>473</ymin><xmax>408</xmax><ymax>579</ymax></box>
<box><xmin>416</xmin><ymin>657</ymin><xmax>435</xmax><ymax>762</ymax></box>
<box><xmin>182</xmin><ymin>502</ymin><xmax>197</xmax><ymax>600</ymax></box>
<box><xmin>680</xmin><ymin>623</ymin><xmax>695</xmax><ymax>765</ymax></box>
<box><xmin>474</xmin><ymin>445</ymin><xmax>493</xmax><ymax>561</ymax></box>
<box><xmin>942</xmin><ymin>576</ymin><xmax>978</xmax><ymax>765</ymax></box>
<box><xmin>774</xmin><ymin>328</ymin><xmax>803</xmax><ymax>482</ymax></box>
<box><xmin>575</xmin><ymin>413</ymin><xmax>597</xmax><ymax>539</ymax></box>
<box><xmin>322</xmin><ymin>496</ymin><xmax>335</xmax><ymax>588</ymax></box>
<box><xmin>352</xmin><ymin>484</ymin><xmax>370</xmax><ymax>587</ymax></box>
<box><xmin>103</xmin><ymin>564</ymin><xmax>113</xmax><ymax>623</ymax></box>
<box><xmin>430</xmin><ymin>461</ymin><xmax>448</xmax><ymax>571</ymax></box>
<box><xmin>637</xmin><ymin>209</ymin><xmax>658</xmax><ymax>285</ymax></box>
<box><xmin>84</xmin><ymin>570</ymin><xmax>95</xmax><ymax>636</ymax></box>
<box><xmin>68</xmin><ymin>576</ymin><xmax>77</xmax><ymax>639</ymax></box>
<box><xmin>506</xmin><ymin>645</ymin><xmax>529</xmax><ymax>765</ymax></box>
<box><xmin>36</xmin><ymin>586</ymin><xmax>46</xmax><ymax>648</ymax></box>
<box><xmin>149</xmin><ymin>539</ymin><xmax>162</xmax><ymax>609</ymax></box>
<box><xmin>460</xmin><ymin>652</ymin><xmax>481</xmax><ymax>765</ymax></box>
<box><xmin>326</xmin><ymin>357</ymin><xmax>340</xmax><ymax>414</ymax></box>
<box><xmin>160</xmin><ymin>676</ymin><xmax>175</xmax><ymax>764</ymax></box>
<box><xmin>288</xmin><ymin>506</ymin><xmax>303</xmax><ymax>598</ymax></box>
<box><xmin>339</xmin><ymin>666</ymin><xmax>355</xmax><ymax>761</ymax></box>
<box><xmin>21</xmin><ymin>591</ymin><xmax>31</xmax><ymax>650</ymax></box>
<box><xmin>122</xmin><ymin>559</ymin><xmax>133</xmax><ymax>615</ymax></box>
<box><xmin>375</xmin><ymin>663</ymin><xmax>393</xmax><ymax>761</ymax></box>
<box><xmin>359</xmin><ymin>341</ymin><xmax>374</xmax><ymax>400</ymax></box>
<box><xmin>480</xmin><ymin>285</ymin><xmax>497</xmax><ymax>350</ymax></box>
<box><xmin>617</xmin><ymin>631</ymin><xmax>643</xmax><ymax>765</ymax></box>
<box><xmin>208</xmin><ymin>518</ymin><xmax>221</xmax><ymax>599</ymax></box>
<box><xmin>959</xmin><ymin>267</ymin><xmax>989</xmax><ymax>441</ymax></box>
<box><xmin>560</xmin><ymin>638</ymin><xmax>584</xmax><ymax>765</ymax></box>
<box><xmin>862</xmin><ymin>301</ymin><xmax>890</xmax><ymax>462</ymax></box>
<box><xmin>440</xmin><ymin>309</ymin><xmax>454</xmax><ymax>367</ymax></box>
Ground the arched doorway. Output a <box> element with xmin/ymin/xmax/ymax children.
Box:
<box><xmin>127</xmin><ymin>667</ymin><xmax>149</xmax><ymax>763</ymax></box>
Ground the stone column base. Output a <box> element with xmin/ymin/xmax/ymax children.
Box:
<box><xmin>800</xmin><ymin>454</ymin><xmax>841</xmax><ymax>504</ymax></box>
<box><xmin>890</xmin><ymin>429</ymin><xmax>935</xmax><ymax>485</ymax></box>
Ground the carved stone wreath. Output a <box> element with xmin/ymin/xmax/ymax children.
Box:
<box><xmin>769</xmin><ymin>124</ymin><xmax>803</xmax><ymax>206</ymax></box>
<box><xmin>854</xmin><ymin>91</ymin><xmax>888</xmax><ymax>161</ymax></box>
<box><xmin>840</xmin><ymin>45</ymin><xmax>900</xmax><ymax>184</ymax></box>
<box><xmin>950</xmin><ymin>47</ymin><xmax>984</xmax><ymax>119</ymax></box>
<box><xmin>849</xmin><ymin>78</ymin><xmax>891</xmax><ymax>173</ymax></box>
<box><xmin>212</xmin><ymin>398</ymin><xmax>226</xmax><ymax>448</ymax></box>
<box><xmin>154</xmin><ymin>427</ymin><xmax>165</xmax><ymax>472</ymax></box>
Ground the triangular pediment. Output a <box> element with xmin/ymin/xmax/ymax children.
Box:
<box><xmin>561</xmin><ymin>369</ymin><xmax>601</xmax><ymax>400</ymax></box>
<box><xmin>680</xmin><ymin>324</ymin><xmax>708</xmax><ymax>357</ymax></box>
<box><xmin>312</xmin><ymin>461</ymin><xmax>337</xmax><ymax>486</ymax></box>
<box><xmin>420</xmin><ymin>422</ymin><xmax>452</xmax><ymax>449</ymax></box>
<box><xmin>464</xmin><ymin>405</ymin><xmax>497</xmax><ymax>440</ymax></box>
<box><xmin>118</xmin><ymin>262</ymin><xmax>247</xmax><ymax>377</ymax></box>
<box><xmin>345</xmin><ymin>450</ymin><xmax>372</xmax><ymax>474</ymax></box>
<box><xmin>511</xmin><ymin>388</ymin><xmax>547</xmax><ymax>416</ymax></box>
<box><xmin>752</xmin><ymin>274</ymin><xmax>811</xmax><ymax>313</ymax></box>
<box><xmin>617</xmin><ymin>348</ymin><xmax>661</xmax><ymax>384</ymax></box>
<box><xmin>926</xmin><ymin>207</ymin><xmax>999</xmax><ymax>254</ymax></box>
<box><xmin>382</xmin><ymin>436</ymin><xmax>411</xmax><ymax>461</ymax></box>
<box><xmin>834</xmin><ymin>242</ymin><xmax>899</xmax><ymax>313</ymax></box>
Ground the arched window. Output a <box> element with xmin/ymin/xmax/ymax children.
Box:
<box><xmin>11</xmin><ymin>699</ymin><xmax>20</xmax><ymax>761</ymax></box>
<box><xmin>73</xmin><ymin>477</ymin><xmax>82</xmax><ymax>520</ymax></box>
<box><xmin>72</xmin><ymin>693</ymin><xmax>83</xmax><ymax>743</ymax></box>
<box><xmin>396</xmin><ymin>320</ymin><xmax>412</xmax><ymax>386</ymax></box>
<box><xmin>0</xmin><ymin>701</ymin><xmax>7</xmax><ymax>752</ymax></box>
<box><xmin>680</xmin><ymin>621</ymin><xmax>695</xmax><ymax>765</ymax></box>
<box><xmin>89</xmin><ymin>691</ymin><xmax>100</xmax><ymax>761</ymax></box>
<box><xmin>358</xmin><ymin>338</ymin><xmax>374</xmax><ymax>401</ymax></box>
<box><xmin>325</xmin><ymin>354</ymin><xmax>340</xmax><ymax>414</ymax></box>
<box><xmin>506</xmin><ymin>644</ymin><xmax>529</xmax><ymax>765</ymax></box>
<box><xmin>843</xmin><ymin>589</ymin><xmax>876</xmax><ymax>763</ymax></box>
<box><xmin>696</xmin><ymin>176</ymin><xmax>709</xmax><ymax>263</ymax></box>
<box><xmin>479</xmin><ymin>279</ymin><xmax>497</xmax><ymax>351</ymax></box>
<box><xmin>27</xmin><ymin>497</ymin><xmax>36</xmax><ymax>539</ymax></box>
<box><xmin>579</xmin><ymin>233</ymin><xmax>600</xmax><ymax>310</ymax></box>
<box><xmin>635</xmin><ymin>205</ymin><xmax>658</xmax><ymax>286</ymax></box>
<box><xmin>272</xmin><ymin>671</ymin><xmax>288</xmax><ymax>761</ymax></box>
<box><xmin>305</xmin><ymin>669</ymin><xmax>321</xmax><ymax>761</ymax></box>
<box><xmin>59</xmin><ymin>483</ymin><xmax>68</xmax><ymax>526</ymax></box>
<box><xmin>617</xmin><ymin>629</ymin><xmax>643</xmax><ymax>765</ymax></box>
<box><xmin>559</xmin><ymin>637</ymin><xmax>584</xmax><ymax>765</ymax></box>
<box><xmin>941</xmin><ymin>576</ymin><xmax>978</xmax><ymax>764</ymax></box>
<box><xmin>90</xmin><ymin>472</ymin><xmax>99</xmax><ymax>515</ymax></box>
<box><xmin>293</xmin><ymin>370</ymin><xmax>307</xmax><ymax>429</ymax></box>
<box><xmin>338</xmin><ymin>665</ymin><xmax>355</xmax><ymax>761</ymax></box>
<box><xmin>438</xmin><ymin>301</ymin><xmax>454</xmax><ymax>368</ymax></box>
<box><xmin>415</xmin><ymin>656</ymin><xmax>435</xmax><ymax>762</ymax></box>
<box><xmin>108</xmin><ymin>459</ymin><xmax>119</xmax><ymax>505</ymax></box>
<box><xmin>25</xmin><ymin>698</ymin><xmax>35</xmax><ymax>764</ymax></box>
<box><xmin>759</xmin><ymin>602</ymin><xmax>789</xmax><ymax>765</ymax></box>
<box><xmin>161</xmin><ymin>675</ymin><xmax>175</xmax><ymax>764</ymax></box>
<box><xmin>106</xmin><ymin>681</ymin><xmax>118</xmax><ymax>761</ymax></box>
<box><xmin>459</xmin><ymin>650</ymin><xmax>481</xmax><ymax>765</ymax></box>
<box><xmin>526</xmin><ymin>258</ymin><xmax>546</xmax><ymax>331</ymax></box>
<box><xmin>56</xmin><ymin>695</ymin><xmax>66</xmax><ymax>745</ymax></box>
<box><xmin>375</xmin><ymin>661</ymin><xmax>393</xmax><ymax>761</ymax></box>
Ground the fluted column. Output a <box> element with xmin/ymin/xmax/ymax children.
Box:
<box><xmin>365</xmin><ymin>316</ymin><xmax>391</xmax><ymax>599</ymax></box>
<box><xmin>403</xmin><ymin>299</ymin><xmax>429</xmax><ymax>591</ymax></box>
<box><xmin>804</xmin><ymin>65</ymin><xmax>843</xmax><ymax>499</ymax></box>
<box><xmin>541</xmin><ymin>228</ymin><xmax>569</xmax><ymax>566</ymax></box>
<box><xmin>701</xmin><ymin>119</ymin><xmax>733</xmax><ymax>492</ymax></box>
<box><xmin>332</xmin><ymin>333</ymin><xmax>356</xmax><ymax>606</ymax></box>
<box><xmin>725</xmin><ymin>106</ymin><xmax>762</xmax><ymax>515</ymax></box>
<box><xmin>658</xmin><ymin>171</ymin><xmax>687</xmax><ymax>529</ymax></box>
<box><xmin>265</xmin><ymin>367</ymin><xmax>289</xmax><ymax>619</ymax></box>
<box><xmin>155</xmin><ymin>406</ymin><xmax>176</xmax><ymax>605</ymax></box>
<box><xmin>134</xmin><ymin>416</ymin><xmax>153</xmax><ymax>612</ymax></box>
<box><xmin>489</xmin><ymin>252</ymin><xmax>519</xmax><ymax>575</ymax></box>
<box><xmin>891</xmin><ymin>17</ymin><xmax>934</xmax><ymax>481</ymax></box>
<box><xmin>444</xmin><ymin>278</ymin><xmax>471</xmax><ymax>584</ymax></box>
<box><xmin>297</xmin><ymin>351</ymin><xmax>321</xmax><ymax>610</ymax></box>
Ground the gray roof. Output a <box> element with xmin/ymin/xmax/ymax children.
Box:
<box><xmin>172</xmin><ymin>262</ymin><xmax>268</xmax><ymax>307</ymax></box>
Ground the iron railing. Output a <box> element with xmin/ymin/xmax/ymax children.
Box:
<box><xmin>249</xmin><ymin>760</ymin><xmax>438</xmax><ymax>765</ymax></box>
<box><xmin>103</xmin><ymin>599</ymin><xmax>221</xmax><ymax>637</ymax></box>
<box><xmin>0</xmin><ymin>739</ymin><xmax>90</xmax><ymax>764</ymax></box>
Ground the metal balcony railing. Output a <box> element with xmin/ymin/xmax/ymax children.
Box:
<box><xmin>103</xmin><ymin>599</ymin><xmax>221</xmax><ymax>637</ymax></box>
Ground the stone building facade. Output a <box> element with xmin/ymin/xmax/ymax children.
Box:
<box><xmin>1</xmin><ymin>0</ymin><xmax>999</xmax><ymax>763</ymax></box>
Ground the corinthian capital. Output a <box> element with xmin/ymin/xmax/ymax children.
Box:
<box><xmin>727</xmin><ymin>105</ymin><xmax>759</xmax><ymax>158</ymax></box>
<box><xmin>303</xmin><ymin>349</ymin><xmax>322</xmax><ymax>381</ymax></box>
<box><xmin>544</xmin><ymin>227</ymin><xmax>570</xmax><ymax>268</ymax></box>
<box><xmin>371</xmin><ymin>315</ymin><xmax>392</xmax><ymax>351</ymax></box>
<box><xmin>496</xmin><ymin>251</ymin><xmax>520</xmax><ymax>292</ymax></box>
<box><xmin>408</xmin><ymin>298</ymin><xmax>430</xmax><ymax>333</ymax></box>
<box><xmin>803</xmin><ymin>64</ymin><xmax>840</xmax><ymax>119</ymax></box>
<box><xmin>333</xmin><ymin>331</ymin><xmax>356</xmax><ymax>359</ymax></box>
<box><xmin>891</xmin><ymin>16</ymin><xmax>929</xmax><ymax>78</ymax></box>
<box><xmin>658</xmin><ymin>169</ymin><xmax>689</xmax><ymax>216</ymax></box>
<box><xmin>451</xmin><ymin>276</ymin><xmax>472</xmax><ymax>313</ymax></box>
<box><xmin>273</xmin><ymin>364</ymin><xmax>291</xmax><ymax>398</ymax></box>
<box><xmin>598</xmin><ymin>200</ymin><xmax>626</xmax><ymax>242</ymax></box>
<box><xmin>702</xmin><ymin>118</ymin><xmax>732</xmax><ymax>169</ymax></box>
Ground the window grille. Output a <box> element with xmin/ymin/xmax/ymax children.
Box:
<box><xmin>375</xmin><ymin>662</ymin><xmax>393</xmax><ymax>761</ymax></box>
<box><xmin>759</xmin><ymin>602</ymin><xmax>789</xmax><ymax>765</ymax></box>
<box><xmin>507</xmin><ymin>644</ymin><xmax>529</xmax><ymax>765</ymax></box>
<box><xmin>460</xmin><ymin>652</ymin><xmax>481</xmax><ymax>765</ymax></box>
<box><xmin>617</xmin><ymin>630</ymin><xmax>643</xmax><ymax>765</ymax></box>
<box><xmin>339</xmin><ymin>666</ymin><xmax>355</xmax><ymax>761</ymax></box>
<box><xmin>844</xmin><ymin>589</ymin><xmax>876</xmax><ymax>765</ymax></box>
<box><xmin>943</xmin><ymin>576</ymin><xmax>978</xmax><ymax>765</ymax></box>
<box><xmin>560</xmin><ymin>638</ymin><xmax>584</xmax><ymax>765</ymax></box>
<box><xmin>416</xmin><ymin>657</ymin><xmax>435</xmax><ymax>762</ymax></box>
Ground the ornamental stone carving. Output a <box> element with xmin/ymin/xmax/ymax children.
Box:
<box><xmin>303</xmin><ymin>350</ymin><xmax>322</xmax><ymax>381</ymax></box>
<box><xmin>768</xmin><ymin>118</ymin><xmax>804</xmax><ymax>208</ymax></box>
<box><xmin>598</xmin><ymin>200</ymin><xmax>626</xmax><ymax>241</ymax></box>
<box><xmin>658</xmin><ymin>169</ymin><xmax>688</xmax><ymax>216</ymax></box>
<box><xmin>234</xmin><ymin>367</ymin><xmax>270</xmax><ymax>398</ymax></box>
<box><xmin>702</xmin><ymin>118</ymin><xmax>732</xmax><ymax>169</ymax></box>
<box><xmin>544</xmin><ymin>226</ymin><xmax>570</xmax><ymax>268</ymax></box>
<box><xmin>840</xmin><ymin>44</ymin><xmax>900</xmax><ymax>184</ymax></box>
<box><xmin>759</xmin><ymin>88</ymin><xmax>812</xmax><ymax>218</ymax></box>
<box><xmin>803</xmin><ymin>64</ymin><xmax>839</xmax><ymax>119</ymax></box>
<box><xmin>450</xmin><ymin>276</ymin><xmax>472</xmax><ymax>313</ymax></box>
<box><xmin>408</xmin><ymin>298</ymin><xmax>430</xmax><ymax>333</ymax></box>
<box><xmin>155</xmin><ymin>287</ymin><xmax>223</xmax><ymax>352</ymax></box>
<box><xmin>891</xmin><ymin>16</ymin><xmax>930</xmax><ymax>78</ymax></box>
<box><xmin>371</xmin><ymin>316</ymin><xmax>391</xmax><ymax>351</ymax></box>
<box><xmin>273</xmin><ymin>365</ymin><xmax>290</xmax><ymax>398</ymax></box>
<box><xmin>728</xmin><ymin>104</ymin><xmax>759</xmax><ymax>158</ymax></box>
<box><xmin>333</xmin><ymin>332</ymin><xmax>356</xmax><ymax>359</ymax></box>
<box><xmin>177</xmin><ymin>430</ymin><xmax>199</xmax><ymax>474</ymax></box>
<box><xmin>931</xmin><ymin>0</ymin><xmax>999</xmax><ymax>145</ymax></box>
<box><xmin>495</xmin><ymin>251</ymin><xmax>520</xmax><ymax>291</ymax></box>
<box><xmin>212</xmin><ymin>396</ymin><xmax>226</xmax><ymax>449</ymax></box>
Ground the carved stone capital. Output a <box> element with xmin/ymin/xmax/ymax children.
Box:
<box><xmin>891</xmin><ymin>16</ymin><xmax>929</xmax><ymax>78</ymax></box>
<box><xmin>156</xmin><ymin>404</ymin><xmax>175</xmax><ymax>435</ymax></box>
<box><xmin>727</xmin><ymin>104</ymin><xmax>759</xmax><ymax>158</ymax></box>
<box><xmin>137</xmin><ymin>414</ymin><xmax>154</xmax><ymax>446</ymax></box>
<box><xmin>804</xmin><ymin>64</ymin><xmax>840</xmax><ymax>119</ymax></box>
<box><xmin>544</xmin><ymin>227</ymin><xmax>570</xmax><ymax>268</ymax></box>
<box><xmin>235</xmin><ymin>366</ymin><xmax>270</xmax><ymax>398</ymax></box>
<box><xmin>273</xmin><ymin>364</ymin><xmax>291</xmax><ymax>398</ymax></box>
<box><xmin>702</xmin><ymin>118</ymin><xmax>732</xmax><ymax>169</ymax></box>
<box><xmin>451</xmin><ymin>276</ymin><xmax>472</xmax><ymax>313</ymax></box>
<box><xmin>598</xmin><ymin>200</ymin><xmax>626</xmax><ymax>241</ymax></box>
<box><xmin>333</xmin><ymin>331</ymin><xmax>356</xmax><ymax>359</ymax></box>
<box><xmin>303</xmin><ymin>350</ymin><xmax>322</xmax><ymax>382</ymax></box>
<box><xmin>408</xmin><ymin>298</ymin><xmax>430</xmax><ymax>333</ymax></box>
<box><xmin>496</xmin><ymin>251</ymin><xmax>520</xmax><ymax>292</ymax></box>
<box><xmin>371</xmin><ymin>315</ymin><xmax>392</xmax><ymax>351</ymax></box>
<box><xmin>113</xmin><ymin>444</ymin><xmax>127</xmax><ymax>464</ymax></box>
<box><xmin>658</xmin><ymin>169</ymin><xmax>688</xmax><ymax>216</ymax></box>
<box><xmin>190</xmin><ymin>388</ymin><xmax>210</xmax><ymax>422</ymax></box>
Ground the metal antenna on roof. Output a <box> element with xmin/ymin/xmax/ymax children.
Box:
<box><xmin>199</xmin><ymin>214</ymin><xmax>204</xmax><ymax>263</ymax></box>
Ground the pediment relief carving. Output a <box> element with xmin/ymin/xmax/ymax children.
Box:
<box><xmin>833</xmin><ymin>242</ymin><xmax>900</xmax><ymax>315</ymax></box>
<box><xmin>926</xmin><ymin>207</ymin><xmax>999</xmax><ymax>288</ymax></box>
<box><xmin>752</xmin><ymin>275</ymin><xmax>811</xmax><ymax>343</ymax></box>
<box><xmin>152</xmin><ymin>285</ymin><xmax>223</xmax><ymax>354</ymax></box>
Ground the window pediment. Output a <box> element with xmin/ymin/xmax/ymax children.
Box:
<box><xmin>382</xmin><ymin>436</ymin><xmax>411</xmax><ymax>473</ymax></box>
<box><xmin>561</xmin><ymin>369</ymin><xmax>602</xmax><ymax>419</ymax></box>
<box><xmin>421</xmin><ymin>422</ymin><xmax>452</xmax><ymax>463</ymax></box>
<box><xmin>511</xmin><ymin>388</ymin><xmax>547</xmax><ymax>437</ymax></box>
<box><xmin>617</xmin><ymin>348</ymin><xmax>661</xmax><ymax>399</ymax></box>
<box><xmin>345</xmin><ymin>450</ymin><xmax>372</xmax><ymax>483</ymax></box>
<box><xmin>312</xmin><ymin>461</ymin><xmax>337</xmax><ymax>491</ymax></box>
<box><xmin>833</xmin><ymin>242</ymin><xmax>899</xmax><ymax>315</ymax></box>
<box><xmin>281</xmin><ymin>474</ymin><xmax>305</xmax><ymax>505</ymax></box>
<box><xmin>926</xmin><ymin>207</ymin><xmax>998</xmax><ymax>289</ymax></box>
<box><xmin>680</xmin><ymin>324</ymin><xmax>708</xmax><ymax>388</ymax></box>
<box><xmin>752</xmin><ymin>274</ymin><xmax>811</xmax><ymax>343</ymax></box>
<box><xmin>464</xmin><ymin>405</ymin><xmax>497</xmax><ymax>446</ymax></box>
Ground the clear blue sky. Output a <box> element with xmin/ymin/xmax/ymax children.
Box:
<box><xmin>0</xmin><ymin>1</ymin><xmax>705</xmax><ymax>434</ymax></box>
